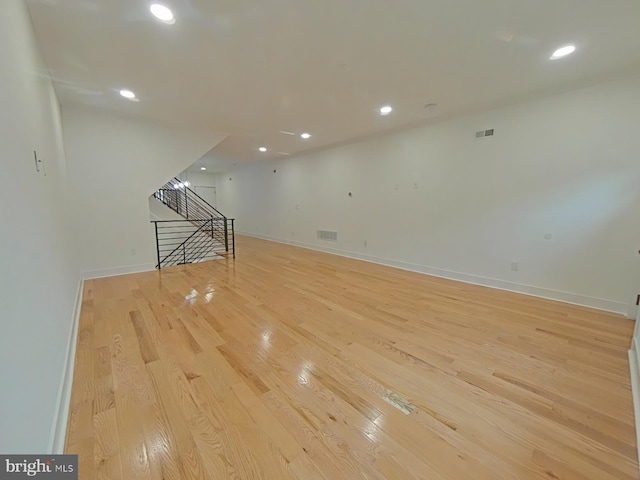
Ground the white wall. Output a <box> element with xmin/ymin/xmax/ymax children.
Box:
<box><xmin>216</xmin><ymin>73</ymin><xmax>640</xmax><ymax>314</ymax></box>
<box><xmin>178</xmin><ymin>170</ymin><xmax>219</xmax><ymax>208</ymax></box>
<box><xmin>62</xmin><ymin>107</ymin><xmax>226</xmax><ymax>278</ymax></box>
<box><xmin>0</xmin><ymin>0</ymin><xmax>80</xmax><ymax>453</ymax></box>
<box><xmin>149</xmin><ymin>196</ymin><xmax>185</xmax><ymax>222</ymax></box>
<box><xmin>181</xmin><ymin>171</ymin><xmax>218</xmax><ymax>188</ymax></box>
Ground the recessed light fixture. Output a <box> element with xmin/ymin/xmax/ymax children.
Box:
<box><xmin>200</xmin><ymin>167</ymin><xmax>207</xmax><ymax>171</ymax></box>
<box><xmin>550</xmin><ymin>45</ymin><xmax>576</xmax><ymax>60</ymax></box>
<box><xmin>300</xmin><ymin>133</ymin><xmax>311</xmax><ymax>139</ymax></box>
<box><xmin>119</xmin><ymin>89</ymin><xmax>136</xmax><ymax>100</ymax></box>
<box><xmin>150</xmin><ymin>4</ymin><xmax>175</xmax><ymax>24</ymax></box>
<box><xmin>379</xmin><ymin>105</ymin><xmax>393</xmax><ymax>116</ymax></box>
<box><xmin>259</xmin><ymin>147</ymin><xmax>267</xmax><ymax>152</ymax></box>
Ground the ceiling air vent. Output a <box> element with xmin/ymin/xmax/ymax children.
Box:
<box><xmin>317</xmin><ymin>230</ymin><xmax>338</xmax><ymax>242</ymax></box>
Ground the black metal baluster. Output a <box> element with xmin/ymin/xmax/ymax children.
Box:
<box><xmin>185</xmin><ymin>187</ymin><xmax>189</xmax><ymax>219</ymax></box>
<box><xmin>224</xmin><ymin>217</ymin><xmax>229</xmax><ymax>252</ymax></box>
<box><xmin>155</xmin><ymin>222</ymin><xmax>161</xmax><ymax>269</ymax></box>
<box><xmin>231</xmin><ymin>219</ymin><xmax>235</xmax><ymax>259</ymax></box>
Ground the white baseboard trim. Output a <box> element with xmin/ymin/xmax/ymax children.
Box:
<box><xmin>240</xmin><ymin>232</ymin><xmax>627</xmax><ymax>315</ymax></box>
<box><xmin>628</xmin><ymin>342</ymin><xmax>640</xmax><ymax>475</ymax></box>
<box><xmin>48</xmin><ymin>279</ymin><xmax>84</xmax><ymax>454</ymax></box>
<box><xmin>82</xmin><ymin>263</ymin><xmax>155</xmax><ymax>280</ymax></box>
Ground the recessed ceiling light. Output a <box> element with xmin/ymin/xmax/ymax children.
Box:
<box><xmin>150</xmin><ymin>4</ymin><xmax>175</xmax><ymax>24</ymax></box>
<box><xmin>380</xmin><ymin>105</ymin><xmax>393</xmax><ymax>116</ymax></box>
<box><xmin>550</xmin><ymin>45</ymin><xmax>576</xmax><ymax>60</ymax></box>
<box><xmin>119</xmin><ymin>89</ymin><xmax>136</xmax><ymax>100</ymax></box>
<box><xmin>200</xmin><ymin>167</ymin><xmax>206</xmax><ymax>171</ymax></box>
<box><xmin>300</xmin><ymin>133</ymin><xmax>311</xmax><ymax>139</ymax></box>
<box><xmin>259</xmin><ymin>147</ymin><xmax>267</xmax><ymax>152</ymax></box>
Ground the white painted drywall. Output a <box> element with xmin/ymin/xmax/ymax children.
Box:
<box><xmin>177</xmin><ymin>171</ymin><xmax>215</xmax><ymax>204</ymax></box>
<box><xmin>62</xmin><ymin>106</ymin><xmax>226</xmax><ymax>278</ymax></box>
<box><xmin>216</xmin><ymin>72</ymin><xmax>640</xmax><ymax>314</ymax></box>
<box><xmin>149</xmin><ymin>196</ymin><xmax>186</xmax><ymax>222</ymax></box>
<box><xmin>0</xmin><ymin>0</ymin><xmax>81</xmax><ymax>453</ymax></box>
<box><xmin>180</xmin><ymin>171</ymin><xmax>218</xmax><ymax>209</ymax></box>
<box><xmin>180</xmin><ymin>171</ymin><xmax>218</xmax><ymax>188</ymax></box>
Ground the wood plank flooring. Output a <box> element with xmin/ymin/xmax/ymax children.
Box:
<box><xmin>65</xmin><ymin>235</ymin><xmax>638</xmax><ymax>479</ymax></box>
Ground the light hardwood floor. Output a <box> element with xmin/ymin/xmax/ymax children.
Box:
<box><xmin>66</xmin><ymin>235</ymin><xmax>638</xmax><ymax>479</ymax></box>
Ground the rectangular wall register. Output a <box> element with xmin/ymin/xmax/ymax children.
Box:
<box><xmin>317</xmin><ymin>230</ymin><xmax>338</xmax><ymax>242</ymax></box>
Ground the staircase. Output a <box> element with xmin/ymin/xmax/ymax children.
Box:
<box><xmin>151</xmin><ymin>177</ymin><xmax>235</xmax><ymax>269</ymax></box>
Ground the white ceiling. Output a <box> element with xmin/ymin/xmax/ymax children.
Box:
<box><xmin>27</xmin><ymin>0</ymin><xmax>640</xmax><ymax>172</ymax></box>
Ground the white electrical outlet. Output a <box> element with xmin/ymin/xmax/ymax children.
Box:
<box><xmin>511</xmin><ymin>261</ymin><xmax>519</xmax><ymax>271</ymax></box>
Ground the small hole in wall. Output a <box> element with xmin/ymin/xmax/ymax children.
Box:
<box><xmin>273</xmin><ymin>169</ymin><xmax>277</xmax><ymax>173</ymax></box>
<box><xmin>229</xmin><ymin>177</ymin><xmax>232</xmax><ymax>181</ymax></box>
<box><xmin>348</xmin><ymin>192</ymin><xmax>352</xmax><ymax>197</ymax></box>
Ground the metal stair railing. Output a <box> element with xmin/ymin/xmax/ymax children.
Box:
<box><xmin>152</xmin><ymin>177</ymin><xmax>236</xmax><ymax>265</ymax></box>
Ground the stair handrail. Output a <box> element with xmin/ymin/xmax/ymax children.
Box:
<box><xmin>152</xmin><ymin>177</ymin><xmax>236</xmax><ymax>266</ymax></box>
<box><xmin>155</xmin><ymin>219</ymin><xmax>214</xmax><ymax>268</ymax></box>
<box><xmin>162</xmin><ymin>177</ymin><xmax>227</xmax><ymax>219</ymax></box>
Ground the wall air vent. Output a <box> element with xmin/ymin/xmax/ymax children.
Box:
<box><xmin>476</xmin><ymin>129</ymin><xmax>495</xmax><ymax>139</ymax></box>
<box><xmin>317</xmin><ymin>230</ymin><xmax>338</xmax><ymax>242</ymax></box>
